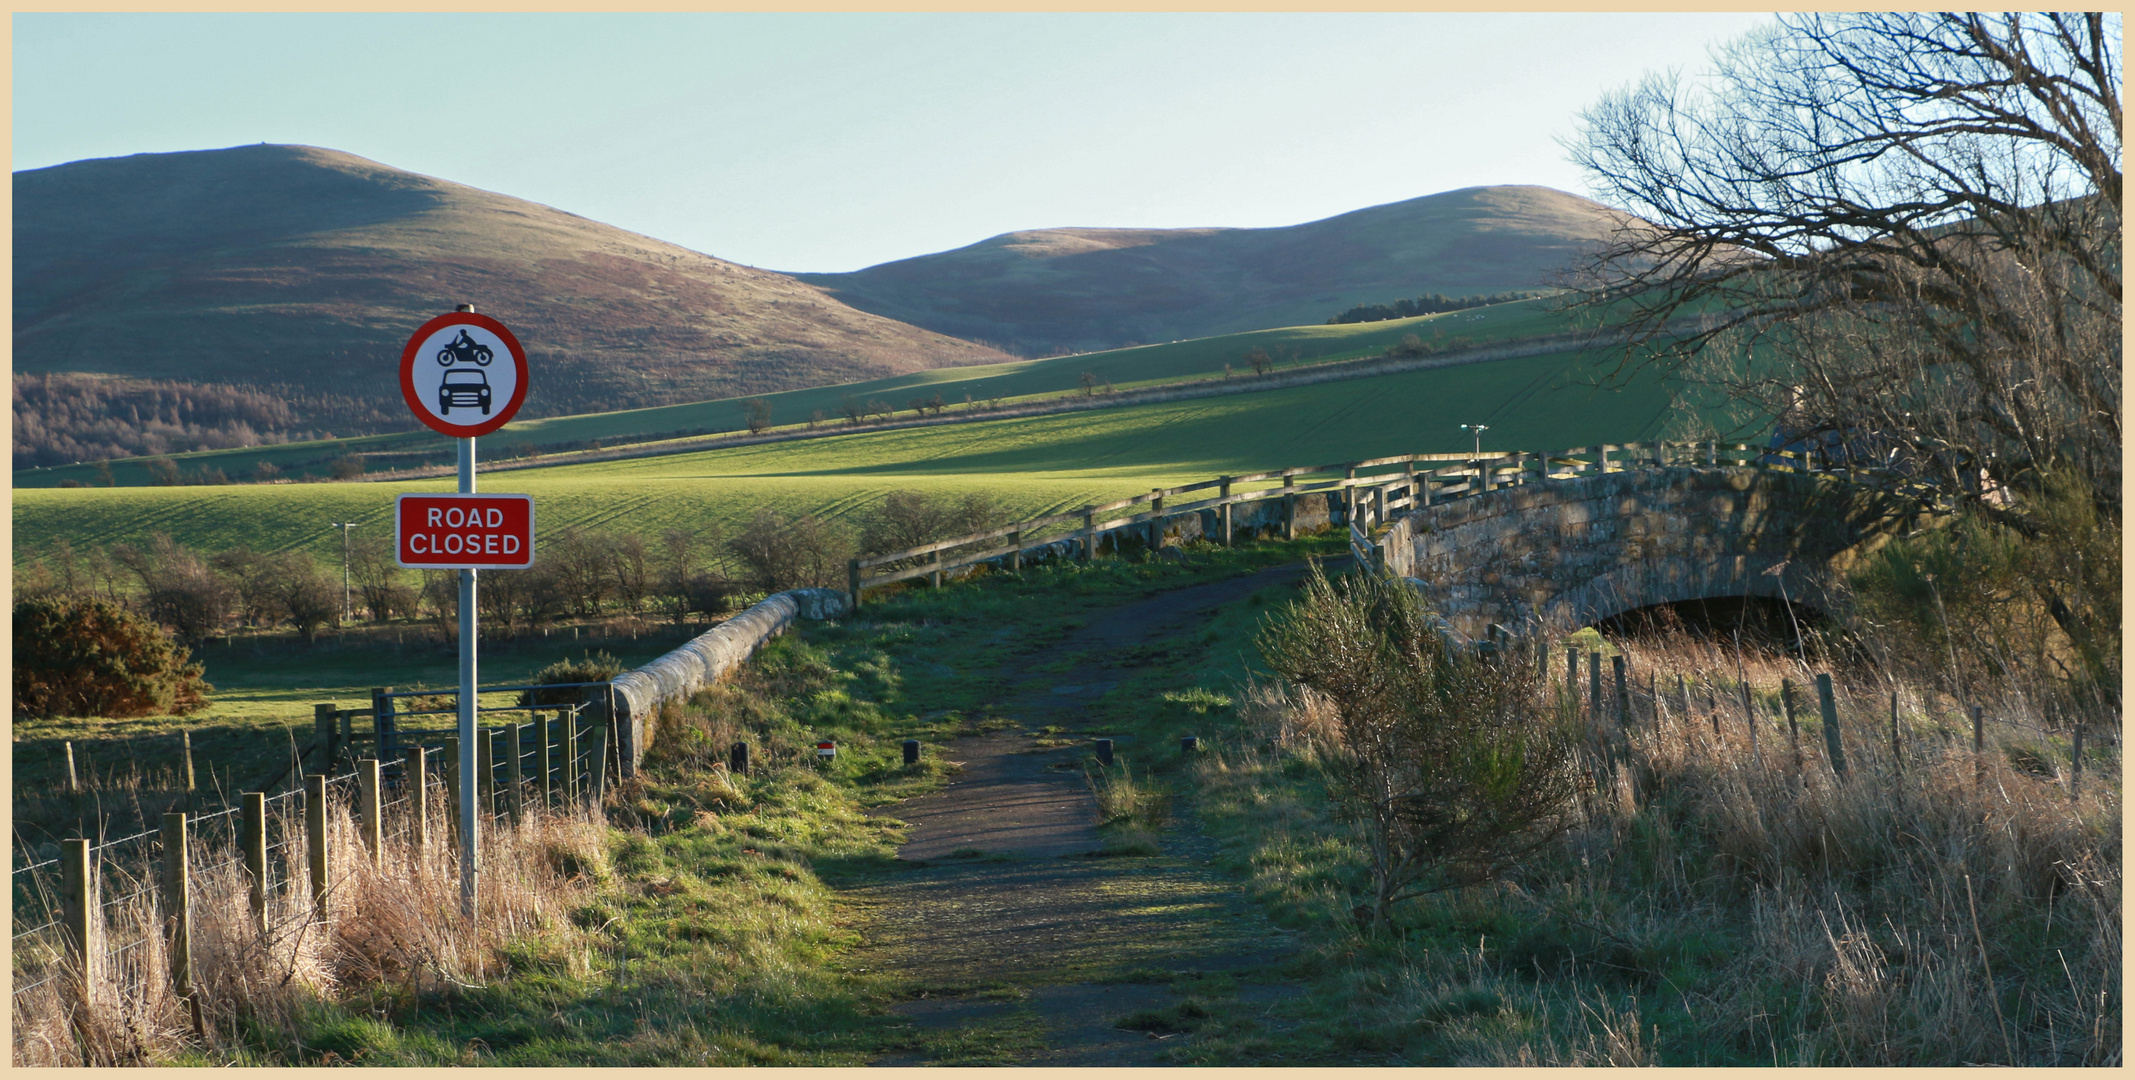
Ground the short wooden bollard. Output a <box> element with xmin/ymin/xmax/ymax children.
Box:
<box><xmin>1180</xmin><ymin>735</ymin><xmax>1198</xmax><ymax>753</ymax></box>
<box><xmin>1816</xmin><ymin>674</ymin><xmax>1847</xmax><ymax>778</ymax></box>
<box><xmin>1677</xmin><ymin>675</ymin><xmax>1692</xmax><ymax>730</ymax></box>
<box><xmin>847</xmin><ymin>558</ymin><xmax>864</xmax><ymax>612</ymax></box>
<box><xmin>64</xmin><ymin>740</ymin><xmax>78</xmax><ymax>794</ymax></box>
<box><xmin>305</xmin><ymin>774</ymin><xmax>329</xmax><ymax>919</ymax></box>
<box><xmin>1081</xmin><ymin>505</ymin><xmax>1097</xmax><ymax>561</ymax></box>
<box><xmin>538</xmin><ymin>713</ymin><xmax>556</xmax><ymax>806</ymax></box>
<box><xmin>730</xmin><ymin>740</ymin><xmax>750</xmax><ymax>777</ymax></box>
<box><xmin>902</xmin><ymin>739</ymin><xmax>921</xmax><ymax>765</ymax></box>
<box><xmin>1705</xmin><ymin>685</ymin><xmax>1720</xmax><ymax>736</ymax></box>
<box><xmin>1566</xmin><ymin>649</ymin><xmax>1579</xmax><ymax>703</ymax></box>
<box><xmin>61</xmin><ymin>837</ymin><xmax>94</xmax><ymax>1003</ymax></box>
<box><xmin>507</xmin><ymin>724</ymin><xmax>525</xmax><ymax>826</ymax></box>
<box><xmin>1611</xmin><ymin>655</ymin><xmax>1629</xmax><ymax>731</ymax></box>
<box><xmin>161</xmin><ymin>812</ymin><xmax>192</xmax><ymax>998</ymax></box>
<box><xmin>243</xmin><ymin>792</ymin><xmax>268</xmax><ymax>935</ymax></box>
<box><xmin>1096</xmin><ymin>738</ymin><xmax>1115</xmax><ymax>766</ymax></box>
<box><xmin>1009</xmin><ymin>529</ymin><xmax>1023</xmax><ymax>572</ymax></box>
<box><xmin>403</xmin><ymin>746</ymin><xmax>428</xmax><ymax>863</ymax></box>
<box><xmin>357</xmin><ymin>759</ymin><xmax>383</xmax><ymax>868</ymax></box>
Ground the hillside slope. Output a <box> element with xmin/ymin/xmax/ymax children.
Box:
<box><xmin>13</xmin><ymin>144</ymin><xmax>1011</xmax><ymax>455</ymax></box>
<box><xmin>794</xmin><ymin>185</ymin><xmax>1629</xmax><ymax>355</ymax></box>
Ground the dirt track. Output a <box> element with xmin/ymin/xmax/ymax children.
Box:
<box><xmin>850</xmin><ymin>561</ymin><xmax>1330</xmax><ymax>1065</ymax></box>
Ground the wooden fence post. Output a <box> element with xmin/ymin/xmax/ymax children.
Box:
<box><xmin>730</xmin><ymin>740</ymin><xmax>751</xmax><ymax>777</ymax></box>
<box><xmin>1739</xmin><ymin>678</ymin><xmax>1758</xmax><ymax>759</ymax></box>
<box><xmin>929</xmin><ymin>549</ymin><xmax>943</xmax><ymax>589</ymax></box>
<box><xmin>243</xmin><ymin>791</ymin><xmax>267</xmax><ymax>935</ymax></box>
<box><xmin>1219</xmin><ymin>477</ymin><xmax>1233</xmax><ymax>546</ymax></box>
<box><xmin>1677</xmin><ymin>674</ymin><xmax>1692</xmax><ymax>730</ymax></box>
<box><xmin>1971</xmin><ymin>704</ymin><xmax>1984</xmax><ymax>756</ymax></box>
<box><xmin>1009</xmin><ymin>528</ymin><xmax>1023</xmax><ymax>571</ymax></box>
<box><xmin>1150</xmin><ymin>489</ymin><xmax>1165</xmax><ymax>549</ymax></box>
<box><xmin>1612</xmin><ymin>654</ymin><xmax>1630</xmax><ymax>731</ymax></box>
<box><xmin>847</xmin><ymin>558</ymin><xmax>863</xmax><ymax>611</ymax></box>
<box><xmin>358</xmin><ymin>759</ymin><xmax>382</xmax><ymax>869</ymax></box>
<box><xmin>565</xmin><ymin>712</ymin><xmax>581</xmax><ymax>802</ymax></box>
<box><xmin>315</xmin><ymin>703</ymin><xmax>338</xmax><ymax>773</ymax></box>
<box><xmin>305</xmin><ymin>773</ymin><xmax>329</xmax><ymax>920</ymax></box>
<box><xmin>1081</xmin><ymin>505</ymin><xmax>1096</xmax><ymax>561</ymax></box>
<box><xmin>161</xmin><ymin>812</ymin><xmax>191</xmax><ymax>998</ymax></box>
<box><xmin>1705</xmin><ymin>684</ymin><xmax>1720</xmax><ymax>736</ymax></box>
<box><xmin>372</xmin><ymin>686</ymin><xmax>396</xmax><ymax>763</ymax></box>
<box><xmin>65</xmin><ymin>740</ymin><xmax>78</xmax><ymax>794</ymax></box>
<box><xmin>1816</xmin><ymin>673</ymin><xmax>1847</xmax><ymax>778</ymax></box>
<box><xmin>181</xmin><ymin>731</ymin><xmax>196</xmax><ymax>810</ymax></box>
<box><xmin>1283</xmin><ymin>475</ymin><xmax>1297</xmax><ymax>540</ymax></box>
<box><xmin>62</xmin><ymin>837</ymin><xmax>93</xmax><ymax>1004</ymax></box>
<box><xmin>1588</xmin><ymin>651</ymin><xmax>1602</xmax><ymax>727</ymax></box>
<box><xmin>404</xmin><ymin>746</ymin><xmax>428</xmax><ymax>864</ymax></box>
<box><xmin>538</xmin><ymin>713</ymin><xmax>555</xmax><ymax>807</ymax></box>
<box><xmin>508</xmin><ymin>723</ymin><xmax>525</xmax><ymax>826</ymax></box>
<box><xmin>1782</xmin><ymin>679</ymin><xmax>1800</xmax><ymax>755</ymax></box>
<box><xmin>440</xmin><ymin>736</ymin><xmax>460</xmax><ymax>845</ymax></box>
<box><xmin>478</xmin><ymin>727</ymin><xmax>497</xmax><ymax>820</ymax></box>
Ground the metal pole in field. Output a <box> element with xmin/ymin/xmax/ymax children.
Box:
<box><xmin>457</xmin><ymin>434</ymin><xmax>479</xmax><ymax>918</ymax></box>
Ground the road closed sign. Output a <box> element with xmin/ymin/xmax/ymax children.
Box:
<box><xmin>396</xmin><ymin>493</ymin><xmax>536</xmax><ymax>569</ymax></box>
<box><xmin>399</xmin><ymin>311</ymin><xmax>529</xmax><ymax>437</ymax></box>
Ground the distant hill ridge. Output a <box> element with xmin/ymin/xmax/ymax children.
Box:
<box><xmin>12</xmin><ymin>143</ymin><xmax>1012</xmax><ymax>460</ymax></box>
<box><xmin>793</xmin><ymin>185</ymin><xmax>1631</xmax><ymax>356</ymax></box>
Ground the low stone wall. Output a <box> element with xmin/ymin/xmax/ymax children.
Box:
<box><xmin>609</xmin><ymin>587</ymin><xmax>850</xmax><ymax>774</ymax></box>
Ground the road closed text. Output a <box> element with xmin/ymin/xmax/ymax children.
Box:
<box><xmin>395</xmin><ymin>494</ymin><xmax>536</xmax><ymax>569</ymax></box>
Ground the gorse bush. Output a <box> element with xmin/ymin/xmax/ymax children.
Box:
<box><xmin>13</xmin><ymin>595</ymin><xmax>213</xmax><ymax>719</ymax></box>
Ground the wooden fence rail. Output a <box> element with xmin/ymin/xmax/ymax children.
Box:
<box><xmin>846</xmin><ymin>438</ymin><xmax>1945</xmax><ymax>608</ymax></box>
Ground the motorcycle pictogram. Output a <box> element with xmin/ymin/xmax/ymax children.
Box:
<box><xmin>436</xmin><ymin>328</ymin><xmax>495</xmax><ymax>367</ymax></box>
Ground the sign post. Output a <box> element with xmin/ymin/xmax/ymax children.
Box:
<box><xmin>397</xmin><ymin>304</ymin><xmax>530</xmax><ymax>918</ymax></box>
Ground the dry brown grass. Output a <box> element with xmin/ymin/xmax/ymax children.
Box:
<box><xmin>12</xmin><ymin>782</ymin><xmax>605</xmax><ymax>1066</ymax></box>
<box><xmin>1215</xmin><ymin>628</ymin><xmax>2119</xmax><ymax>1065</ymax></box>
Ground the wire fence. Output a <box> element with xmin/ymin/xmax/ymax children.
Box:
<box><xmin>12</xmin><ymin>705</ymin><xmax>620</xmax><ymax>1015</ymax></box>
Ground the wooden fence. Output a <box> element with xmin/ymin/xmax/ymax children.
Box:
<box><xmin>846</xmin><ymin>438</ymin><xmax>1943</xmax><ymax>607</ymax></box>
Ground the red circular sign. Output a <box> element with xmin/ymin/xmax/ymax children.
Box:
<box><xmin>399</xmin><ymin>312</ymin><xmax>529</xmax><ymax>437</ymax></box>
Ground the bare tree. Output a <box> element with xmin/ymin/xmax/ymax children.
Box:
<box><xmin>741</xmin><ymin>398</ymin><xmax>774</xmax><ymax>435</ymax></box>
<box><xmin>1572</xmin><ymin>12</ymin><xmax>2121</xmax><ymax>691</ymax></box>
<box><xmin>1244</xmin><ymin>347</ymin><xmax>1272</xmax><ymax>377</ymax></box>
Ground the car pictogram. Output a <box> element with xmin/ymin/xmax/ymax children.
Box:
<box><xmin>439</xmin><ymin>368</ymin><xmax>492</xmax><ymax>415</ymax></box>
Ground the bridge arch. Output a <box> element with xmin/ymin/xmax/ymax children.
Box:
<box><xmin>1380</xmin><ymin>466</ymin><xmax>1931</xmax><ymax>642</ymax></box>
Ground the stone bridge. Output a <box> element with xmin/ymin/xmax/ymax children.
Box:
<box><xmin>1377</xmin><ymin>465</ymin><xmax>1934</xmax><ymax>642</ymax></box>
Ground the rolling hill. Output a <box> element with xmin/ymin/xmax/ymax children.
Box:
<box><xmin>793</xmin><ymin>185</ymin><xmax>1630</xmax><ymax>355</ymax></box>
<box><xmin>12</xmin><ymin>144</ymin><xmax>1012</xmax><ymax>461</ymax></box>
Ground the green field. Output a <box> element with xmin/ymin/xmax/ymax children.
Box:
<box><xmin>15</xmin><ymin>338</ymin><xmax>1713</xmax><ymax>568</ymax></box>
<box><xmin>15</xmin><ymin>299</ymin><xmax>1583</xmax><ymax>489</ymax></box>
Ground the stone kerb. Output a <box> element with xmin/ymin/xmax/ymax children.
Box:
<box><xmin>610</xmin><ymin>587</ymin><xmax>851</xmax><ymax>774</ymax></box>
<box><xmin>1395</xmin><ymin>466</ymin><xmax>1927</xmax><ymax>640</ymax></box>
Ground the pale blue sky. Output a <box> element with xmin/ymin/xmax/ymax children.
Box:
<box><xmin>15</xmin><ymin>12</ymin><xmax>1773</xmax><ymax>273</ymax></box>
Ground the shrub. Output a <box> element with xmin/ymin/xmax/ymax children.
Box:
<box><xmin>111</xmin><ymin>534</ymin><xmax>230</xmax><ymax>644</ymax></box>
<box><xmin>519</xmin><ymin>650</ymin><xmax>625</xmax><ymax>708</ymax></box>
<box><xmin>725</xmin><ymin>510</ymin><xmax>853</xmax><ymax>592</ymax></box>
<box><xmin>858</xmin><ymin>490</ymin><xmax>1008</xmax><ymax>557</ymax></box>
<box><xmin>329</xmin><ymin>456</ymin><xmax>364</xmax><ymax>481</ymax></box>
<box><xmin>1257</xmin><ymin>562</ymin><xmax>1580</xmax><ymax>930</ymax></box>
<box><xmin>14</xmin><ymin>595</ymin><xmax>213</xmax><ymax>718</ymax></box>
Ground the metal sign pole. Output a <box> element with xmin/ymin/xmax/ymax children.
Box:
<box><xmin>457</xmin><ymin>434</ymin><xmax>478</xmax><ymax>918</ymax></box>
